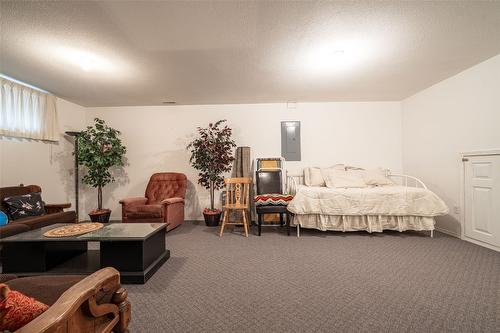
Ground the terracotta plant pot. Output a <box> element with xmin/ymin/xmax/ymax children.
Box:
<box><xmin>89</xmin><ymin>209</ymin><xmax>111</xmax><ymax>223</ymax></box>
<box><xmin>203</xmin><ymin>210</ymin><xmax>222</xmax><ymax>227</ymax></box>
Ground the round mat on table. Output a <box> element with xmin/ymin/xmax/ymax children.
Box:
<box><xmin>43</xmin><ymin>222</ymin><xmax>104</xmax><ymax>238</ymax></box>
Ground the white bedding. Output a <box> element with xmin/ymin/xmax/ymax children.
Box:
<box><xmin>287</xmin><ymin>185</ymin><xmax>449</xmax><ymax>217</ymax></box>
<box><xmin>293</xmin><ymin>214</ymin><xmax>436</xmax><ymax>232</ymax></box>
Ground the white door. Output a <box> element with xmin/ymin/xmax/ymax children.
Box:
<box><xmin>464</xmin><ymin>154</ymin><xmax>500</xmax><ymax>247</ymax></box>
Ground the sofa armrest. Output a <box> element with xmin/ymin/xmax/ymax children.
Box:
<box><xmin>0</xmin><ymin>223</ymin><xmax>30</xmax><ymax>239</ymax></box>
<box><xmin>44</xmin><ymin>203</ymin><xmax>71</xmax><ymax>214</ymax></box>
<box><xmin>0</xmin><ymin>274</ymin><xmax>18</xmax><ymax>283</ymax></box>
<box><xmin>119</xmin><ymin>197</ymin><xmax>148</xmax><ymax>206</ymax></box>
<box><xmin>161</xmin><ymin>197</ymin><xmax>184</xmax><ymax>205</ymax></box>
<box><xmin>18</xmin><ymin>267</ymin><xmax>131</xmax><ymax>333</ymax></box>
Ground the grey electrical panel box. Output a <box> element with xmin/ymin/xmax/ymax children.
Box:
<box><xmin>281</xmin><ymin>121</ymin><xmax>301</xmax><ymax>161</ymax></box>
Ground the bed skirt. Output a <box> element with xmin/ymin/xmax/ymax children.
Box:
<box><xmin>292</xmin><ymin>214</ymin><xmax>435</xmax><ymax>233</ymax></box>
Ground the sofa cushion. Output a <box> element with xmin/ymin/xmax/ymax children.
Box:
<box><xmin>0</xmin><ymin>186</ymin><xmax>33</xmax><ymax>215</ymax></box>
<box><xmin>0</xmin><ymin>284</ymin><xmax>49</xmax><ymax>331</ymax></box>
<box><xmin>135</xmin><ymin>204</ymin><xmax>162</xmax><ymax>214</ymax></box>
<box><xmin>0</xmin><ymin>275</ymin><xmax>18</xmax><ymax>284</ymax></box>
<box><xmin>127</xmin><ymin>204</ymin><xmax>163</xmax><ymax>219</ymax></box>
<box><xmin>3</xmin><ymin>192</ymin><xmax>45</xmax><ymax>220</ymax></box>
<box><xmin>145</xmin><ymin>173</ymin><xmax>187</xmax><ymax>204</ymax></box>
<box><xmin>16</xmin><ymin>211</ymin><xmax>76</xmax><ymax>230</ymax></box>
<box><xmin>5</xmin><ymin>275</ymin><xmax>85</xmax><ymax>307</ymax></box>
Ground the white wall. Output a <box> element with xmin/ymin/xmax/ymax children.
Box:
<box><xmin>402</xmin><ymin>54</ymin><xmax>500</xmax><ymax>236</ymax></box>
<box><xmin>86</xmin><ymin>102</ymin><xmax>402</xmax><ymax>220</ymax></box>
<box><xmin>0</xmin><ymin>98</ymin><xmax>86</xmax><ymax>217</ymax></box>
<box><xmin>4</xmin><ymin>52</ymin><xmax>499</xmax><ymax>236</ymax></box>
<box><xmin>4</xmin><ymin>51</ymin><xmax>498</xmax><ymax>232</ymax></box>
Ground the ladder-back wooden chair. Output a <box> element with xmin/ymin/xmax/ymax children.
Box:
<box><xmin>219</xmin><ymin>177</ymin><xmax>252</xmax><ymax>237</ymax></box>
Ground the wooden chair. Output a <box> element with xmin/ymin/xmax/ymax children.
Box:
<box><xmin>219</xmin><ymin>177</ymin><xmax>252</xmax><ymax>237</ymax></box>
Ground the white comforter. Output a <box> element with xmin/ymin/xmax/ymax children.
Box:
<box><xmin>287</xmin><ymin>185</ymin><xmax>449</xmax><ymax>217</ymax></box>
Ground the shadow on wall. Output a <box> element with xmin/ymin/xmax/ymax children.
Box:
<box><xmin>104</xmin><ymin>147</ymin><xmax>204</xmax><ymax>220</ymax></box>
<box><xmin>185</xmin><ymin>179</ymin><xmax>201</xmax><ymax>220</ymax></box>
<box><xmin>0</xmin><ymin>136</ymin><xmax>62</xmax><ymax>184</ymax></box>
<box><xmin>150</xmin><ymin>148</ymin><xmax>203</xmax><ymax>220</ymax></box>
<box><xmin>1</xmin><ymin>136</ymin><xmax>100</xmax><ymax>220</ymax></box>
<box><xmin>435</xmin><ymin>214</ymin><xmax>462</xmax><ymax>236</ymax></box>
<box><xmin>78</xmin><ymin>126</ymin><xmax>223</xmax><ymax>221</ymax></box>
<box><xmin>2</xmin><ymin>136</ymin><xmax>76</xmax><ymax>208</ymax></box>
<box><xmin>424</xmin><ymin>179</ymin><xmax>462</xmax><ymax>236</ymax></box>
<box><xmin>53</xmin><ymin>136</ymin><xmax>81</xmax><ymax>216</ymax></box>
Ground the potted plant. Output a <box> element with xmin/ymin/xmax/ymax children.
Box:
<box><xmin>187</xmin><ymin>120</ymin><xmax>236</xmax><ymax>226</ymax></box>
<box><xmin>76</xmin><ymin>118</ymin><xmax>127</xmax><ymax>223</ymax></box>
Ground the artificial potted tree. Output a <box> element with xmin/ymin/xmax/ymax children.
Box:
<box><xmin>77</xmin><ymin>118</ymin><xmax>127</xmax><ymax>223</ymax></box>
<box><xmin>187</xmin><ymin>120</ymin><xmax>236</xmax><ymax>226</ymax></box>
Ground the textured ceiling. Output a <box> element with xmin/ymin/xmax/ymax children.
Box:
<box><xmin>1</xmin><ymin>1</ymin><xmax>500</xmax><ymax>107</ymax></box>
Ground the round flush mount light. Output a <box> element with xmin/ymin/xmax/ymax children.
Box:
<box><xmin>302</xmin><ymin>39</ymin><xmax>372</xmax><ymax>76</ymax></box>
<box><xmin>305</xmin><ymin>46</ymin><xmax>350</xmax><ymax>74</ymax></box>
<box><xmin>332</xmin><ymin>49</ymin><xmax>345</xmax><ymax>57</ymax></box>
<box><xmin>79</xmin><ymin>55</ymin><xmax>97</xmax><ymax>71</ymax></box>
<box><xmin>33</xmin><ymin>37</ymin><xmax>135</xmax><ymax>79</ymax></box>
<box><xmin>162</xmin><ymin>101</ymin><xmax>177</xmax><ymax>105</ymax></box>
<box><xmin>55</xmin><ymin>46</ymin><xmax>116</xmax><ymax>73</ymax></box>
<box><xmin>329</xmin><ymin>49</ymin><xmax>347</xmax><ymax>66</ymax></box>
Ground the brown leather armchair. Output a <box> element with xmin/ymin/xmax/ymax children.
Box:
<box><xmin>120</xmin><ymin>173</ymin><xmax>187</xmax><ymax>231</ymax></box>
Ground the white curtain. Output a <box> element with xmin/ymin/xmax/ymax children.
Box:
<box><xmin>0</xmin><ymin>78</ymin><xmax>59</xmax><ymax>141</ymax></box>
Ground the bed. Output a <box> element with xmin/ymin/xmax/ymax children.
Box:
<box><xmin>286</xmin><ymin>167</ymin><xmax>449</xmax><ymax>237</ymax></box>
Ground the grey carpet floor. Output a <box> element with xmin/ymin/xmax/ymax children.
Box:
<box><xmin>126</xmin><ymin>222</ymin><xmax>500</xmax><ymax>333</ymax></box>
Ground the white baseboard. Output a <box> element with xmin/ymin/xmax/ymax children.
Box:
<box><xmin>435</xmin><ymin>226</ymin><xmax>460</xmax><ymax>238</ymax></box>
<box><xmin>436</xmin><ymin>226</ymin><xmax>500</xmax><ymax>252</ymax></box>
<box><xmin>185</xmin><ymin>221</ymin><xmax>499</xmax><ymax>251</ymax></box>
<box><xmin>462</xmin><ymin>236</ymin><xmax>500</xmax><ymax>253</ymax></box>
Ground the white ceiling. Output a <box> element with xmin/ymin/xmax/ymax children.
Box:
<box><xmin>1</xmin><ymin>1</ymin><xmax>500</xmax><ymax>107</ymax></box>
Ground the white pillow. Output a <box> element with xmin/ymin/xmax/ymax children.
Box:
<box><xmin>363</xmin><ymin>168</ymin><xmax>394</xmax><ymax>186</ymax></box>
<box><xmin>324</xmin><ymin>169</ymin><xmax>367</xmax><ymax>188</ymax></box>
<box><xmin>304</xmin><ymin>164</ymin><xmax>345</xmax><ymax>186</ymax></box>
<box><xmin>328</xmin><ymin>164</ymin><xmax>346</xmax><ymax>171</ymax></box>
<box><xmin>304</xmin><ymin>167</ymin><xmax>325</xmax><ymax>186</ymax></box>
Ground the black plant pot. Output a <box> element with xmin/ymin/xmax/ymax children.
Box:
<box><xmin>89</xmin><ymin>209</ymin><xmax>111</xmax><ymax>223</ymax></box>
<box><xmin>203</xmin><ymin>211</ymin><xmax>222</xmax><ymax>227</ymax></box>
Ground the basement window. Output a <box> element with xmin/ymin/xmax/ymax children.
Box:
<box><xmin>0</xmin><ymin>75</ymin><xmax>59</xmax><ymax>141</ymax></box>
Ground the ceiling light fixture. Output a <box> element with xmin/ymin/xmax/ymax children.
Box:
<box><xmin>302</xmin><ymin>39</ymin><xmax>372</xmax><ymax>76</ymax></box>
<box><xmin>56</xmin><ymin>46</ymin><xmax>115</xmax><ymax>73</ymax></box>
<box><xmin>79</xmin><ymin>55</ymin><xmax>97</xmax><ymax>71</ymax></box>
<box><xmin>162</xmin><ymin>101</ymin><xmax>176</xmax><ymax>105</ymax></box>
<box><xmin>305</xmin><ymin>47</ymin><xmax>349</xmax><ymax>74</ymax></box>
<box><xmin>332</xmin><ymin>49</ymin><xmax>345</xmax><ymax>58</ymax></box>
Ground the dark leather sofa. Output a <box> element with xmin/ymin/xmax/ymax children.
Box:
<box><xmin>0</xmin><ymin>185</ymin><xmax>76</xmax><ymax>239</ymax></box>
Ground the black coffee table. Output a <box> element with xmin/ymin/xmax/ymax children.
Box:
<box><xmin>0</xmin><ymin>222</ymin><xmax>169</xmax><ymax>284</ymax></box>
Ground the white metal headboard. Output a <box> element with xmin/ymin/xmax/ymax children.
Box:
<box><xmin>386</xmin><ymin>174</ymin><xmax>427</xmax><ymax>189</ymax></box>
<box><xmin>286</xmin><ymin>170</ymin><xmax>427</xmax><ymax>195</ymax></box>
